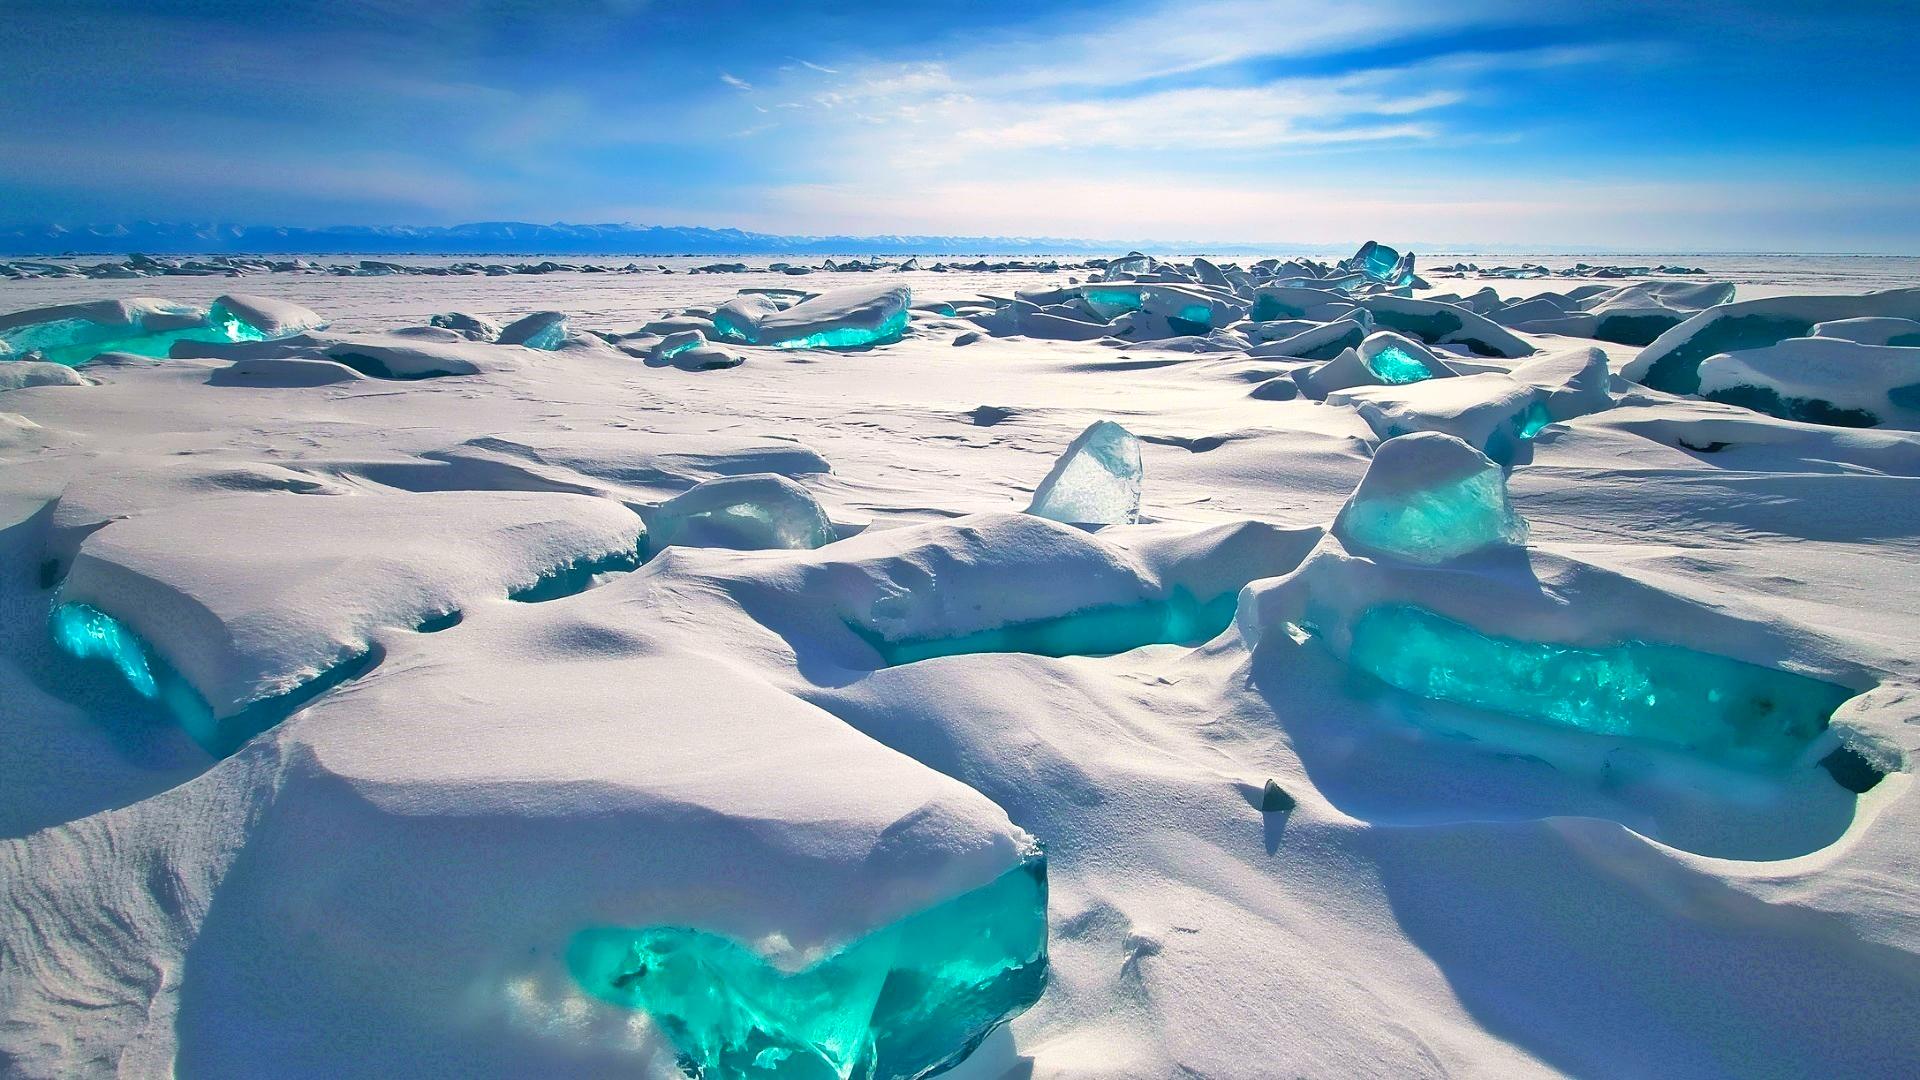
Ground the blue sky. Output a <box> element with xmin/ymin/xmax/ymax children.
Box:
<box><xmin>3</xmin><ymin>0</ymin><xmax>1917</xmax><ymax>250</ymax></box>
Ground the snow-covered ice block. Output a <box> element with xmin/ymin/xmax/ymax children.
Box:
<box><xmin>0</xmin><ymin>297</ymin><xmax>211</xmax><ymax>366</ymax></box>
<box><xmin>1330</xmin><ymin>373</ymin><xmax>1550</xmax><ymax>464</ymax></box>
<box><xmin>1293</xmin><ymin>347</ymin><xmax>1379</xmax><ymax>399</ymax></box>
<box><xmin>1356</xmin><ymin>331</ymin><xmax>1457</xmax><ymax>385</ymax></box>
<box><xmin>55</xmin><ymin>490</ymin><xmax>644</xmax><ymax>754</ymax></box>
<box><xmin>497</xmin><ymin>310</ymin><xmax>570</xmax><ymax>350</ymax></box>
<box><xmin>206</xmin><ymin>356</ymin><xmax>366</xmax><ymax>387</ymax></box>
<box><xmin>1698</xmin><ymin>337</ymin><xmax>1920</xmax><ymax>429</ymax></box>
<box><xmin>715</xmin><ymin>285</ymin><xmax>912</xmax><ymax>349</ymax></box>
<box><xmin>209</xmin><ymin>294</ymin><xmax>328</xmax><ymax>339</ymax></box>
<box><xmin>1811</xmin><ymin>316</ymin><xmax>1920</xmax><ymax>347</ymax></box>
<box><xmin>1625</xmin><ymin>287</ymin><xmax>1920</xmax><ymax>394</ymax></box>
<box><xmin>323</xmin><ymin>336</ymin><xmax>496</xmax><ymax>378</ymax></box>
<box><xmin>640</xmin><ymin>473</ymin><xmax>835</xmax><ymax>553</ymax></box>
<box><xmin>1359</xmin><ymin>296</ymin><xmax>1534</xmax><ymax>358</ymax></box>
<box><xmin>428</xmin><ymin>311</ymin><xmax>504</xmax><ymax>341</ymax></box>
<box><xmin>1245</xmin><ymin>317</ymin><xmax>1367</xmax><ymax>361</ymax></box>
<box><xmin>1333</xmin><ymin>432</ymin><xmax>1526</xmax><ymax>564</ymax></box>
<box><xmin>1027</xmin><ymin>420</ymin><xmax>1143</xmax><ymax>525</ymax></box>
<box><xmin>1510</xmin><ymin>345</ymin><xmax>1614</xmax><ymax>421</ymax></box>
<box><xmin>1244</xmin><ymin>534</ymin><xmax>1865</xmax><ymax>778</ymax></box>
<box><xmin>1248</xmin><ymin>286</ymin><xmax>1351</xmax><ymax>322</ymax></box>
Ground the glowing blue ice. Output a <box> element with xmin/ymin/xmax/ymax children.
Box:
<box><xmin>1334</xmin><ymin>433</ymin><xmax>1525</xmax><ymax>564</ymax></box>
<box><xmin>570</xmin><ymin>849</ymin><xmax>1048</xmax><ymax>1080</ymax></box>
<box><xmin>1347</xmin><ymin>604</ymin><xmax>1854</xmax><ymax>771</ymax></box>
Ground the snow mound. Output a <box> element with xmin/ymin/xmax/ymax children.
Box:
<box><xmin>0</xmin><ymin>361</ymin><xmax>88</xmax><ymax>391</ymax></box>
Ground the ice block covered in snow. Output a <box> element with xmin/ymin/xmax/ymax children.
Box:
<box><xmin>497</xmin><ymin>310</ymin><xmax>570</xmax><ymax>350</ymax></box>
<box><xmin>1697</xmin><ymin>336</ymin><xmax>1920</xmax><ymax>429</ymax></box>
<box><xmin>1330</xmin><ymin>374</ymin><xmax>1552</xmax><ymax>464</ymax></box>
<box><xmin>640</xmin><ymin>473</ymin><xmax>836</xmax><ymax>553</ymax></box>
<box><xmin>1026</xmin><ymin>420</ymin><xmax>1143</xmax><ymax>525</ymax></box>
<box><xmin>1333</xmin><ymin>432</ymin><xmax>1526</xmax><ymax>564</ymax></box>
<box><xmin>1356</xmin><ymin>331</ymin><xmax>1457</xmax><ymax>385</ymax></box>
<box><xmin>713</xmin><ymin>285</ymin><xmax>912</xmax><ymax>349</ymax></box>
<box><xmin>0</xmin><ymin>295</ymin><xmax>324</xmax><ymax>367</ymax></box>
<box><xmin>1624</xmin><ymin>287</ymin><xmax>1920</xmax><ymax>394</ymax></box>
<box><xmin>52</xmin><ymin>490</ymin><xmax>645</xmax><ymax>755</ymax></box>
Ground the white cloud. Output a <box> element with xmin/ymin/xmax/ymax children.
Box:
<box><xmin>719</xmin><ymin>72</ymin><xmax>753</xmax><ymax>91</ymax></box>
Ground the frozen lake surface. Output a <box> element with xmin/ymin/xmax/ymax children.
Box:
<box><xmin>3</xmin><ymin>251</ymin><xmax>1919</xmax><ymax>1078</ymax></box>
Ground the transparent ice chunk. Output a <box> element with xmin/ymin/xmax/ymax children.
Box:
<box><xmin>1026</xmin><ymin>420</ymin><xmax>1143</xmax><ymax>525</ymax></box>
<box><xmin>1357</xmin><ymin>331</ymin><xmax>1452</xmax><ymax>385</ymax></box>
<box><xmin>497</xmin><ymin>311</ymin><xmax>570</xmax><ymax>350</ymax></box>
<box><xmin>569</xmin><ymin>848</ymin><xmax>1048</xmax><ymax>1080</ymax></box>
<box><xmin>1347</xmin><ymin>604</ymin><xmax>1854</xmax><ymax>771</ymax></box>
<box><xmin>1334</xmin><ymin>432</ymin><xmax>1525</xmax><ymax>564</ymax></box>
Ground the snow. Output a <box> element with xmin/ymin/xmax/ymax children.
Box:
<box><xmin>4</xmin><ymin>258</ymin><xmax>1920</xmax><ymax>1079</ymax></box>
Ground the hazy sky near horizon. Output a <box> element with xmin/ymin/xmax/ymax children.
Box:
<box><xmin>3</xmin><ymin>0</ymin><xmax>1917</xmax><ymax>251</ymax></box>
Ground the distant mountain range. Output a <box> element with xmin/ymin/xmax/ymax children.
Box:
<box><xmin>0</xmin><ymin>221</ymin><xmax>1333</xmax><ymax>258</ymax></box>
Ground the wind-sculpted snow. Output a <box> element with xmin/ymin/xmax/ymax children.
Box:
<box><xmin>711</xmin><ymin>284</ymin><xmax>912</xmax><ymax>349</ymax></box>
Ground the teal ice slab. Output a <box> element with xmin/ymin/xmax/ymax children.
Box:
<box><xmin>570</xmin><ymin>849</ymin><xmax>1048</xmax><ymax>1080</ymax></box>
<box><xmin>858</xmin><ymin>589</ymin><xmax>1239</xmax><ymax>667</ymax></box>
<box><xmin>1346</xmin><ymin>604</ymin><xmax>1854</xmax><ymax>771</ymax></box>
<box><xmin>50</xmin><ymin>601</ymin><xmax>374</xmax><ymax>757</ymax></box>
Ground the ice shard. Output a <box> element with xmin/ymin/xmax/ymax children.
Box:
<box><xmin>570</xmin><ymin>847</ymin><xmax>1047</xmax><ymax>1080</ymax></box>
<box><xmin>641</xmin><ymin>473</ymin><xmax>836</xmax><ymax>553</ymax></box>
<box><xmin>497</xmin><ymin>310</ymin><xmax>570</xmax><ymax>350</ymax></box>
<box><xmin>1333</xmin><ymin>432</ymin><xmax>1526</xmax><ymax>564</ymax></box>
<box><xmin>1346</xmin><ymin>241</ymin><xmax>1416</xmax><ymax>287</ymax></box>
<box><xmin>1357</xmin><ymin>331</ymin><xmax>1454</xmax><ymax>385</ymax></box>
<box><xmin>1026</xmin><ymin>420</ymin><xmax>1143</xmax><ymax>525</ymax></box>
<box><xmin>1346</xmin><ymin>604</ymin><xmax>1854</xmax><ymax>771</ymax></box>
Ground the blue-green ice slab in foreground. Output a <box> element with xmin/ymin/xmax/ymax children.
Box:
<box><xmin>1347</xmin><ymin>604</ymin><xmax>1854</xmax><ymax>771</ymax></box>
<box><xmin>50</xmin><ymin>601</ymin><xmax>374</xmax><ymax>758</ymax></box>
<box><xmin>571</xmin><ymin>849</ymin><xmax>1047</xmax><ymax>1080</ymax></box>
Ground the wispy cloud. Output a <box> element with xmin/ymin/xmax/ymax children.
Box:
<box><xmin>719</xmin><ymin>72</ymin><xmax>753</xmax><ymax>91</ymax></box>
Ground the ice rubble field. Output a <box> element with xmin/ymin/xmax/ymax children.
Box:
<box><xmin>3</xmin><ymin>246</ymin><xmax>1920</xmax><ymax>1079</ymax></box>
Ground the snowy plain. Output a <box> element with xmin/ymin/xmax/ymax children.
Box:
<box><xmin>3</xmin><ymin>250</ymin><xmax>1920</xmax><ymax>1079</ymax></box>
